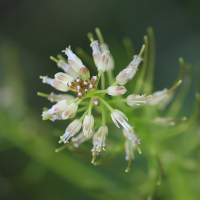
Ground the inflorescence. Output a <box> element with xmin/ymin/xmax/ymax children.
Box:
<box><xmin>38</xmin><ymin>28</ymin><xmax>185</xmax><ymax>172</ymax></box>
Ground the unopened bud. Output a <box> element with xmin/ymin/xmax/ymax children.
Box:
<box><xmin>80</xmin><ymin>66</ymin><xmax>90</xmax><ymax>80</ymax></box>
<box><xmin>76</xmin><ymin>85</ymin><xmax>82</xmax><ymax>92</ymax></box>
<box><xmin>83</xmin><ymin>80</ymin><xmax>89</xmax><ymax>87</ymax></box>
<box><xmin>84</xmin><ymin>88</ymin><xmax>89</xmax><ymax>93</ymax></box>
<box><xmin>67</xmin><ymin>82</ymin><xmax>77</xmax><ymax>90</ymax></box>
<box><xmin>127</xmin><ymin>94</ymin><xmax>150</xmax><ymax>106</ymax></box>
<box><xmin>77</xmin><ymin>92</ymin><xmax>84</xmax><ymax>99</ymax></box>
<box><xmin>90</xmin><ymin>40</ymin><xmax>101</xmax><ymax>67</ymax></box>
<box><xmin>59</xmin><ymin>119</ymin><xmax>82</xmax><ymax>143</ymax></box>
<box><xmin>91</xmin><ymin>76</ymin><xmax>98</xmax><ymax>84</ymax></box>
<box><xmin>41</xmin><ymin>76</ymin><xmax>69</xmax><ymax>92</ymax></box>
<box><xmin>92</xmin><ymin>97</ymin><xmax>100</xmax><ymax>106</ymax></box>
<box><xmin>62</xmin><ymin>103</ymin><xmax>78</xmax><ymax>119</ymax></box>
<box><xmin>97</xmin><ymin>50</ymin><xmax>110</xmax><ymax>72</ymax></box>
<box><xmin>107</xmin><ymin>86</ymin><xmax>127</xmax><ymax>96</ymax></box>
<box><xmin>88</xmin><ymin>84</ymin><xmax>95</xmax><ymax>90</ymax></box>
<box><xmin>55</xmin><ymin>72</ymin><xmax>74</xmax><ymax>85</ymax></box>
<box><xmin>76</xmin><ymin>77</ymin><xmax>83</xmax><ymax>85</ymax></box>
<box><xmin>83</xmin><ymin>115</ymin><xmax>94</xmax><ymax>137</ymax></box>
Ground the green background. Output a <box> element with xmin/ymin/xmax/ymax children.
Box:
<box><xmin>0</xmin><ymin>0</ymin><xmax>200</xmax><ymax>199</ymax></box>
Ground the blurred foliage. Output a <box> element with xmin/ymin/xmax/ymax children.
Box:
<box><xmin>0</xmin><ymin>0</ymin><xmax>200</xmax><ymax>200</ymax></box>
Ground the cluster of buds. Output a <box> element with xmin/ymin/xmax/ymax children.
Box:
<box><xmin>38</xmin><ymin>28</ymin><xmax>185</xmax><ymax>172</ymax></box>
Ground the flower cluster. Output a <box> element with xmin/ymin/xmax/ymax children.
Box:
<box><xmin>38</xmin><ymin>28</ymin><xmax>184</xmax><ymax>172</ymax></box>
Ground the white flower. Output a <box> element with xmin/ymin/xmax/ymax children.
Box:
<box><xmin>100</xmin><ymin>43</ymin><xmax>114</xmax><ymax>70</ymax></box>
<box><xmin>91</xmin><ymin>126</ymin><xmax>108</xmax><ymax>153</ymax></box>
<box><xmin>127</xmin><ymin>94</ymin><xmax>148</xmax><ymax>106</ymax></box>
<box><xmin>57</xmin><ymin>59</ymin><xmax>81</xmax><ymax>80</ymax></box>
<box><xmin>97</xmin><ymin>50</ymin><xmax>110</xmax><ymax>72</ymax></box>
<box><xmin>42</xmin><ymin>100</ymin><xmax>68</xmax><ymax>120</ymax></box>
<box><xmin>41</xmin><ymin>76</ymin><xmax>69</xmax><ymax>91</ymax></box>
<box><xmin>154</xmin><ymin>117</ymin><xmax>175</xmax><ymax>126</ymax></box>
<box><xmin>62</xmin><ymin>103</ymin><xmax>78</xmax><ymax>119</ymax></box>
<box><xmin>82</xmin><ymin>115</ymin><xmax>94</xmax><ymax>137</ymax></box>
<box><xmin>63</xmin><ymin>47</ymin><xmax>90</xmax><ymax>80</ymax></box>
<box><xmin>123</xmin><ymin>128</ymin><xmax>140</xmax><ymax>144</ymax></box>
<box><xmin>116</xmin><ymin>55</ymin><xmax>143</xmax><ymax>85</ymax></box>
<box><xmin>107</xmin><ymin>86</ymin><xmax>127</xmax><ymax>96</ymax></box>
<box><xmin>149</xmin><ymin>89</ymin><xmax>169</xmax><ymax>105</ymax></box>
<box><xmin>59</xmin><ymin>119</ymin><xmax>82</xmax><ymax>143</ymax></box>
<box><xmin>125</xmin><ymin>140</ymin><xmax>135</xmax><ymax>161</ymax></box>
<box><xmin>90</xmin><ymin>40</ymin><xmax>101</xmax><ymax>67</ymax></box>
<box><xmin>55</xmin><ymin>72</ymin><xmax>74</xmax><ymax>85</ymax></box>
<box><xmin>47</xmin><ymin>92</ymin><xmax>75</xmax><ymax>103</ymax></box>
<box><xmin>63</xmin><ymin>47</ymin><xmax>83</xmax><ymax>72</ymax></box>
<box><xmin>111</xmin><ymin>109</ymin><xmax>132</xmax><ymax>131</ymax></box>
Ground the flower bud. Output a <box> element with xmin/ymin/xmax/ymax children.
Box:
<box><xmin>123</xmin><ymin>128</ymin><xmax>140</xmax><ymax>145</ymax></box>
<box><xmin>80</xmin><ymin>66</ymin><xmax>90</xmax><ymax>80</ymax></box>
<box><xmin>77</xmin><ymin>92</ymin><xmax>84</xmax><ymax>99</ymax></box>
<box><xmin>42</xmin><ymin>100</ymin><xmax>68</xmax><ymax>120</ymax></box>
<box><xmin>37</xmin><ymin>92</ymin><xmax>75</xmax><ymax>103</ymax></box>
<box><xmin>88</xmin><ymin>84</ymin><xmax>95</xmax><ymax>90</ymax></box>
<box><xmin>91</xmin><ymin>76</ymin><xmax>98</xmax><ymax>84</ymax></box>
<box><xmin>154</xmin><ymin>117</ymin><xmax>175</xmax><ymax>126</ymax></box>
<box><xmin>149</xmin><ymin>89</ymin><xmax>169</xmax><ymax>105</ymax></box>
<box><xmin>83</xmin><ymin>80</ymin><xmax>89</xmax><ymax>87</ymax></box>
<box><xmin>111</xmin><ymin>109</ymin><xmax>132</xmax><ymax>132</ymax></box>
<box><xmin>91</xmin><ymin>126</ymin><xmax>108</xmax><ymax>153</ymax></box>
<box><xmin>83</xmin><ymin>115</ymin><xmax>94</xmax><ymax>137</ymax></box>
<box><xmin>92</xmin><ymin>97</ymin><xmax>100</xmax><ymax>106</ymax></box>
<box><xmin>41</xmin><ymin>76</ymin><xmax>69</xmax><ymax>91</ymax></box>
<box><xmin>125</xmin><ymin>140</ymin><xmax>134</xmax><ymax>161</ymax></box>
<box><xmin>76</xmin><ymin>85</ymin><xmax>82</xmax><ymax>92</ymax></box>
<box><xmin>116</xmin><ymin>55</ymin><xmax>143</xmax><ymax>85</ymax></box>
<box><xmin>97</xmin><ymin>50</ymin><xmax>110</xmax><ymax>72</ymax></box>
<box><xmin>76</xmin><ymin>77</ymin><xmax>83</xmax><ymax>85</ymax></box>
<box><xmin>59</xmin><ymin>119</ymin><xmax>82</xmax><ymax>143</ymax></box>
<box><xmin>90</xmin><ymin>40</ymin><xmax>101</xmax><ymax>67</ymax></box>
<box><xmin>127</xmin><ymin>94</ymin><xmax>148</xmax><ymax>106</ymax></box>
<box><xmin>107</xmin><ymin>86</ymin><xmax>127</xmax><ymax>96</ymax></box>
<box><xmin>63</xmin><ymin>47</ymin><xmax>84</xmax><ymax>73</ymax></box>
<box><xmin>62</xmin><ymin>103</ymin><xmax>78</xmax><ymax>119</ymax></box>
<box><xmin>55</xmin><ymin>72</ymin><xmax>74</xmax><ymax>85</ymax></box>
<box><xmin>100</xmin><ymin>43</ymin><xmax>114</xmax><ymax>70</ymax></box>
<box><xmin>84</xmin><ymin>88</ymin><xmax>89</xmax><ymax>93</ymax></box>
<box><xmin>57</xmin><ymin>60</ymin><xmax>81</xmax><ymax>80</ymax></box>
<box><xmin>67</xmin><ymin>82</ymin><xmax>77</xmax><ymax>90</ymax></box>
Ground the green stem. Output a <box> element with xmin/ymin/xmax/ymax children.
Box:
<box><xmin>135</xmin><ymin>36</ymin><xmax>148</xmax><ymax>93</ymax></box>
<box><xmin>91</xmin><ymin>150</ymin><xmax>97</xmax><ymax>164</ymax></box>
<box><xmin>57</xmin><ymin>54</ymin><xmax>68</xmax><ymax>63</ymax></box>
<box><xmin>167</xmin><ymin>80</ymin><xmax>182</xmax><ymax>94</ymax></box>
<box><xmin>95</xmin><ymin>28</ymin><xmax>104</xmax><ymax>44</ymax></box>
<box><xmin>87</xmin><ymin>32</ymin><xmax>94</xmax><ymax>42</ymax></box>
<box><xmin>122</xmin><ymin>36</ymin><xmax>136</xmax><ymax>61</ymax></box>
<box><xmin>99</xmin><ymin>97</ymin><xmax>114</xmax><ymax>112</ymax></box>
<box><xmin>93</xmin><ymin>90</ymin><xmax>108</xmax><ymax>94</ymax></box>
<box><xmin>77</xmin><ymin>106</ymin><xmax>88</xmax><ymax>113</ymax></box>
<box><xmin>79</xmin><ymin>109</ymin><xmax>89</xmax><ymax>121</ymax></box>
<box><xmin>95</xmin><ymin>70</ymin><xmax>103</xmax><ymax>87</ymax></box>
<box><xmin>108</xmin><ymin>98</ymin><xmax>127</xmax><ymax>103</ymax></box>
<box><xmin>55</xmin><ymin>142</ymin><xmax>73</xmax><ymax>153</ymax></box>
<box><xmin>102</xmin><ymin>105</ymin><xmax>106</xmax><ymax>126</ymax></box>
<box><xmin>50</xmin><ymin>56</ymin><xmax>59</xmax><ymax>63</ymax></box>
<box><xmin>88</xmin><ymin>98</ymin><xmax>93</xmax><ymax>115</ymax></box>
<box><xmin>106</xmin><ymin>70</ymin><xmax>115</xmax><ymax>86</ymax></box>
<box><xmin>111</xmin><ymin>81</ymin><xmax>118</xmax><ymax>86</ymax></box>
<box><xmin>101</xmin><ymin>72</ymin><xmax>105</xmax><ymax>90</ymax></box>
